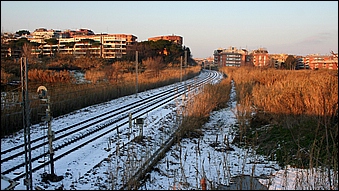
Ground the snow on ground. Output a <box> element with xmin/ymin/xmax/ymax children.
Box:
<box><xmin>1</xmin><ymin>71</ymin><xmax>337</xmax><ymax>190</ymax></box>
<box><xmin>137</xmin><ymin>80</ymin><xmax>281</xmax><ymax>190</ymax></box>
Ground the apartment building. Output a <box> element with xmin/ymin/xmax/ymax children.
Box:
<box><xmin>1</xmin><ymin>32</ymin><xmax>23</xmax><ymax>58</ymax></box>
<box><xmin>148</xmin><ymin>34</ymin><xmax>183</xmax><ymax>46</ymax></box>
<box><xmin>269</xmin><ymin>53</ymin><xmax>288</xmax><ymax>68</ymax></box>
<box><xmin>29</xmin><ymin>28</ymin><xmax>60</xmax><ymax>44</ymax></box>
<box><xmin>250</xmin><ymin>48</ymin><xmax>269</xmax><ymax>67</ymax></box>
<box><xmin>303</xmin><ymin>54</ymin><xmax>338</xmax><ymax>70</ymax></box>
<box><xmin>212</xmin><ymin>46</ymin><xmax>338</xmax><ymax>70</ymax></box>
<box><xmin>213</xmin><ymin>48</ymin><xmax>223</xmax><ymax>66</ymax></box>
<box><xmin>1</xmin><ymin>43</ymin><xmax>21</xmax><ymax>58</ymax></box>
<box><xmin>1</xmin><ymin>28</ymin><xmax>139</xmax><ymax>59</ymax></box>
<box><xmin>57</xmin><ymin>33</ymin><xmax>137</xmax><ymax>58</ymax></box>
<box><xmin>213</xmin><ymin>46</ymin><xmax>249</xmax><ymax>67</ymax></box>
<box><xmin>295</xmin><ymin>57</ymin><xmax>308</xmax><ymax>69</ymax></box>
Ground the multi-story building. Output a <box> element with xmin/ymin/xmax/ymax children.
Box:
<box><xmin>21</xmin><ymin>29</ymin><xmax>137</xmax><ymax>58</ymax></box>
<box><xmin>213</xmin><ymin>46</ymin><xmax>249</xmax><ymax>67</ymax></box>
<box><xmin>108</xmin><ymin>34</ymin><xmax>137</xmax><ymax>45</ymax></box>
<box><xmin>148</xmin><ymin>34</ymin><xmax>183</xmax><ymax>46</ymax></box>
<box><xmin>1</xmin><ymin>44</ymin><xmax>21</xmax><ymax>58</ymax></box>
<box><xmin>213</xmin><ymin>48</ymin><xmax>223</xmax><ymax>67</ymax></box>
<box><xmin>29</xmin><ymin>28</ymin><xmax>59</xmax><ymax>44</ymax></box>
<box><xmin>304</xmin><ymin>54</ymin><xmax>338</xmax><ymax>70</ymax></box>
<box><xmin>269</xmin><ymin>53</ymin><xmax>288</xmax><ymax>68</ymax></box>
<box><xmin>1</xmin><ymin>29</ymin><xmax>138</xmax><ymax>59</ymax></box>
<box><xmin>57</xmin><ymin>33</ymin><xmax>137</xmax><ymax>58</ymax></box>
<box><xmin>250</xmin><ymin>48</ymin><xmax>269</xmax><ymax>67</ymax></box>
<box><xmin>294</xmin><ymin>56</ymin><xmax>308</xmax><ymax>69</ymax></box>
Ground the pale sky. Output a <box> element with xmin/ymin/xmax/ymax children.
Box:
<box><xmin>1</xmin><ymin>1</ymin><xmax>338</xmax><ymax>58</ymax></box>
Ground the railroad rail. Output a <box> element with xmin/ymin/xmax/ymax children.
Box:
<box><xmin>1</xmin><ymin>69</ymin><xmax>223</xmax><ymax>188</ymax></box>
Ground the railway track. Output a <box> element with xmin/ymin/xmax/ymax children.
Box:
<box><xmin>1</xmin><ymin>69</ymin><xmax>223</xmax><ymax>185</ymax></box>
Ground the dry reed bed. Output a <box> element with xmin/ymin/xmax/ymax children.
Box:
<box><xmin>220</xmin><ymin>67</ymin><xmax>338</xmax><ymax>126</ymax></box>
<box><xmin>1</xmin><ymin>66</ymin><xmax>201</xmax><ymax>137</ymax></box>
<box><xmin>178</xmin><ymin>76</ymin><xmax>232</xmax><ymax>139</ymax></box>
<box><xmin>219</xmin><ymin>66</ymin><xmax>338</xmax><ymax>188</ymax></box>
<box><xmin>156</xmin><ymin>67</ymin><xmax>337</xmax><ymax>190</ymax></box>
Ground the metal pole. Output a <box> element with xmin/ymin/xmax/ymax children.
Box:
<box><xmin>135</xmin><ymin>51</ymin><xmax>138</xmax><ymax>98</ymax></box>
<box><xmin>184</xmin><ymin>50</ymin><xmax>187</xmax><ymax>82</ymax></box>
<box><xmin>129</xmin><ymin>113</ymin><xmax>132</xmax><ymax>140</ymax></box>
<box><xmin>180</xmin><ymin>56</ymin><xmax>182</xmax><ymax>82</ymax></box>
<box><xmin>185</xmin><ymin>50</ymin><xmax>187</xmax><ymax>67</ymax></box>
<box><xmin>21</xmin><ymin>57</ymin><xmax>32</xmax><ymax>190</ymax></box>
<box><xmin>47</xmin><ymin>96</ymin><xmax>55</xmax><ymax>175</ymax></box>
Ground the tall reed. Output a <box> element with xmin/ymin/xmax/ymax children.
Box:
<box><xmin>220</xmin><ymin>66</ymin><xmax>338</xmax><ymax>188</ymax></box>
<box><xmin>1</xmin><ymin>66</ymin><xmax>201</xmax><ymax>137</ymax></box>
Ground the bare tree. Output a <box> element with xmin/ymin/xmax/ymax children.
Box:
<box><xmin>330</xmin><ymin>50</ymin><xmax>338</xmax><ymax>68</ymax></box>
<box><xmin>108</xmin><ymin>61</ymin><xmax>125</xmax><ymax>84</ymax></box>
<box><xmin>143</xmin><ymin>56</ymin><xmax>165</xmax><ymax>78</ymax></box>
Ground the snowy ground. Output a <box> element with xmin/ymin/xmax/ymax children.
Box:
<box><xmin>1</xmin><ymin>71</ymin><xmax>337</xmax><ymax>190</ymax></box>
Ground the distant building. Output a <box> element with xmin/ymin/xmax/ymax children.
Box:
<box><xmin>295</xmin><ymin>56</ymin><xmax>306</xmax><ymax>70</ymax></box>
<box><xmin>213</xmin><ymin>46</ymin><xmax>249</xmax><ymax>67</ymax></box>
<box><xmin>109</xmin><ymin>34</ymin><xmax>137</xmax><ymax>45</ymax></box>
<box><xmin>148</xmin><ymin>34</ymin><xmax>183</xmax><ymax>46</ymax></box>
<box><xmin>1</xmin><ymin>28</ymin><xmax>138</xmax><ymax>59</ymax></box>
<box><xmin>304</xmin><ymin>54</ymin><xmax>338</xmax><ymax>70</ymax></box>
<box><xmin>1</xmin><ymin>43</ymin><xmax>21</xmax><ymax>58</ymax></box>
<box><xmin>213</xmin><ymin>48</ymin><xmax>223</xmax><ymax>67</ymax></box>
<box><xmin>250</xmin><ymin>48</ymin><xmax>269</xmax><ymax>67</ymax></box>
<box><xmin>30</xmin><ymin>28</ymin><xmax>59</xmax><ymax>44</ymax></box>
<box><xmin>269</xmin><ymin>53</ymin><xmax>288</xmax><ymax>68</ymax></box>
<box><xmin>57</xmin><ymin>33</ymin><xmax>137</xmax><ymax>58</ymax></box>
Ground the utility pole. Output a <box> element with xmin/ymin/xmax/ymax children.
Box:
<box><xmin>135</xmin><ymin>51</ymin><xmax>138</xmax><ymax>98</ymax></box>
<box><xmin>180</xmin><ymin>56</ymin><xmax>183</xmax><ymax>82</ymax></box>
<box><xmin>185</xmin><ymin>50</ymin><xmax>187</xmax><ymax>68</ymax></box>
<box><xmin>129</xmin><ymin>113</ymin><xmax>132</xmax><ymax>140</ymax></box>
<box><xmin>184</xmin><ymin>50</ymin><xmax>187</xmax><ymax>82</ymax></box>
<box><xmin>21</xmin><ymin>57</ymin><xmax>32</xmax><ymax>190</ymax></box>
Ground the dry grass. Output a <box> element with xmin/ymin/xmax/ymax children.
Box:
<box><xmin>1</xmin><ymin>69</ymin><xmax>15</xmax><ymax>84</ymax></box>
<box><xmin>177</xmin><ymin>75</ymin><xmax>232</xmax><ymax>139</ymax></box>
<box><xmin>220</xmin><ymin>67</ymin><xmax>338</xmax><ymax>125</ymax></box>
<box><xmin>159</xmin><ymin>66</ymin><xmax>338</xmax><ymax>190</ymax></box>
<box><xmin>28</xmin><ymin>69</ymin><xmax>75</xmax><ymax>83</ymax></box>
<box><xmin>1</xmin><ymin>65</ymin><xmax>201</xmax><ymax>137</ymax></box>
<box><xmin>220</xmin><ymin>66</ymin><xmax>338</xmax><ymax>181</ymax></box>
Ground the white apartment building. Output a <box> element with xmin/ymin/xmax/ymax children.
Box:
<box><xmin>29</xmin><ymin>28</ymin><xmax>60</xmax><ymax>44</ymax></box>
<box><xmin>57</xmin><ymin>34</ymin><xmax>127</xmax><ymax>58</ymax></box>
<box><xmin>1</xmin><ymin>28</ymin><xmax>137</xmax><ymax>59</ymax></box>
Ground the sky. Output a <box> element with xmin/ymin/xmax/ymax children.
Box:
<box><xmin>1</xmin><ymin>70</ymin><xmax>337</xmax><ymax>190</ymax></box>
<box><xmin>1</xmin><ymin>1</ymin><xmax>338</xmax><ymax>58</ymax></box>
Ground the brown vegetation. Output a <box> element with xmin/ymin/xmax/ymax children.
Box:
<box><xmin>1</xmin><ymin>69</ymin><xmax>15</xmax><ymax>84</ymax></box>
<box><xmin>1</xmin><ymin>63</ymin><xmax>201</xmax><ymax>137</ymax></box>
<box><xmin>177</xmin><ymin>76</ymin><xmax>232</xmax><ymax>139</ymax></box>
<box><xmin>28</xmin><ymin>69</ymin><xmax>74</xmax><ymax>83</ymax></box>
<box><xmin>220</xmin><ymin>66</ymin><xmax>338</xmax><ymax>170</ymax></box>
<box><xmin>168</xmin><ymin>66</ymin><xmax>337</xmax><ymax>189</ymax></box>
